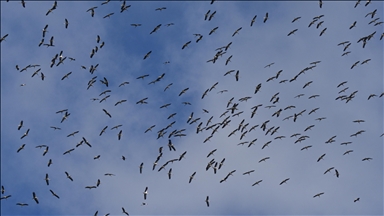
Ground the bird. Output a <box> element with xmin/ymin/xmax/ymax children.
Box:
<box><xmin>65</xmin><ymin>171</ymin><xmax>73</xmax><ymax>181</ymax></box>
<box><xmin>259</xmin><ymin>157</ymin><xmax>270</xmax><ymax>163</ymax></box>
<box><xmin>118</xmin><ymin>130</ymin><xmax>122</xmax><ymax>140</ymax></box>
<box><xmin>362</xmin><ymin>157</ymin><xmax>372</xmax><ymax>161</ymax></box>
<box><xmin>189</xmin><ymin>172</ymin><xmax>196</xmax><ymax>183</ymax></box>
<box><xmin>292</xmin><ymin>16</ymin><xmax>301</xmax><ymax>23</ymax></box>
<box><xmin>16</xmin><ymin>203</ymin><xmax>28</xmax><ymax>206</ymax></box>
<box><xmin>208</xmin><ymin>11</ymin><xmax>216</xmax><ymax>21</ymax></box>
<box><xmin>47</xmin><ymin>159</ymin><xmax>53</xmax><ymax>167</ymax></box>
<box><xmin>319</xmin><ymin>28</ymin><xmax>327</xmax><ymax>36</ymax></box>
<box><xmin>150</xmin><ymin>24</ymin><xmax>161</xmax><ymax>34</ymax></box>
<box><xmin>103</xmin><ymin>13</ymin><xmax>114</xmax><ymax>19</ymax></box>
<box><xmin>232</xmin><ymin>27</ymin><xmax>242</xmax><ymax>37</ymax></box>
<box><xmin>279</xmin><ymin>178</ymin><xmax>290</xmax><ymax>185</ymax></box>
<box><xmin>102</xmin><ymin>109</ymin><xmax>112</xmax><ymax>118</ymax></box>
<box><xmin>32</xmin><ymin>192</ymin><xmax>39</xmax><ymax>204</ymax></box>
<box><xmin>313</xmin><ymin>192</ymin><xmax>324</xmax><ymax>198</ymax></box>
<box><xmin>179</xmin><ymin>88</ymin><xmax>189</xmax><ymax>96</ymax></box>
<box><xmin>17</xmin><ymin>144</ymin><xmax>26</xmax><ymax>153</ymax></box>
<box><xmin>287</xmin><ymin>29</ymin><xmax>298</xmax><ymax>36</ymax></box>
<box><xmin>139</xmin><ymin>163</ymin><xmax>144</xmax><ymax>174</ymax></box>
<box><xmin>349</xmin><ymin>21</ymin><xmax>357</xmax><ymax>29</ymax></box>
<box><xmin>17</xmin><ymin>120</ymin><xmax>23</xmax><ymax>130</ymax></box>
<box><xmin>143</xmin><ymin>51</ymin><xmax>152</xmax><ymax>60</ymax></box>
<box><xmin>252</xmin><ymin>180</ymin><xmax>263</xmax><ymax>186</ymax></box>
<box><xmin>143</xmin><ymin>187</ymin><xmax>148</xmax><ymax>200</ymax></box>
<box><xmin>64</xmin><ymin>18</ymin><xmax>69</xmax><ymax>28</ymax></box>
<box><xmin>324</xmin><ymin>167</ymin><xmax>334</xmax><ymax>174</ymax></box>
<box><xmin>354</xmin><ymin>197</ymin><xmax>360</xmax><ymax>202</ymax></box>
<box><xmin>335</xmin><ymin>169</ymin><xmax>340</xmax><ymax>178</ymax></box>
<box><xmin>205</xmin><ymin>196</ymin><xmax>210</xmax><ymax>207</ymax></box>
<box><xmin>243</xmin><ymin>170</ymin><xmax>255</xmax><ymax>175</ymax></box>
<box><xmin>209</xmin><ymin>27</ymin><xmax>218</xmax><ymax>35</ymax></box>
<box><xmin>1</xmin><ymin>195</ymin><xmax>11</xmax><ymax>200</ymax></box>
<box><xmin>20</xmin><ymin>128</ymin><xmax>30</xmax><ymax>139</ymax></box>
<box><xmin>263</xmin><ymin>12</ymin><xmax>268</xmax><ymax>23</ymax></box>
<box><xmin>182</xmin><ymin>41</ymin><xmax>191</xmax><ymax>49</ymax></box>
<box><xmin>155</xmin><ymin>7</ymin><xmax>166</xmax><ymax>11</ymax></box>
<box><xmin>122</xmin><ymin>207</ymin><xmax>129</xmax><ymax>215</ymax></box>
<box><xmin>99</xmin><ymin>126</ymin><xmax>108</xmax><ymax>136</ymax></box>
<box><xmin>317</xmin><ymin>153</ymin><xmax>326</xmax><ymax>162</ymax></box>
<box><xmin>49</xmin><ymin>190</ymin><xmax>60</xmax><ymax>199</ymax></box>
<box><xmin>250</xmin><ymin>15</ymin><xmax>257</xmax><ymax>26</ymax></box>
<box><xmin>45</xmin><ymin>173</ymin><xmax>50</xmax><ymax>185</ymax></box>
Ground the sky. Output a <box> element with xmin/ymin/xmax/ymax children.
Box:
<box><xmin>0</xmin><ymin>0</ymin><xmax>383</xmax><ymax>215</ymax></box>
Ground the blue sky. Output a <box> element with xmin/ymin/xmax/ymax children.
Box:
<box><xmin>1</xmin><ymin>1</ymin><xmax>383</xmax><ymax>215</ymax></box>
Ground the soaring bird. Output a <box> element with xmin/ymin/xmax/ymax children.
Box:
<box><xmin>49</xmin><ymin>190</ymin><xmax>60</xmax><ymax>199</ymax></box>
<box><xmin>143</xmin><ymin>51</ymin><xmax>152</xmax><ymax>60</ymax></box>
<box><xmin>45</xmin><ymin>173</ymin><xmax>50</xmax><ymax>185</ymax></box>
<box><xmin>182</xmin><ymin>41</ymin><xmax>191</xmax><ymax>49</ymax></box>
<box><xmin>249</xmin><ymin>15</ymin><xmax>258</xmax><ymax>26</ymax></box>
<box><xmin>16</xmin><ymin>203</ymin><xmax>29</xmax><ymax>206</ymax></box>
<box><xmin>17</xmin><ymin>144</ymin><xmax>26</xmax><ymax>153</ymax></box>
<box><xmin>189</xmin><ymin>172</ymin><xmax>196</xmax><ymax>183</ymax></box>
<box><xmin>313</xmin><ymin>192</ymin><xmax>324</xmax><ymax>198</ymax></box>
<box><xmin>1</xmin><ymin>195</ymin><xmax>11</xmax><ymax>200</ymax></box>
<box><xmin>64</xmin><ymin>19</ymin><xmax>69</xmax><ymax>28</ymax></box>
<box><xmin>122</xmin><ymin>207</ymin><xmax>129</xmax><ymax>215</ymax></box>
<box><xmin>232</xmin><ymin>27</ymin><xmax>242</xmax><ymax>37</ymax></box>
<box><xmin>287</xmin><ymin>29</ymin><xmax>298</xmax><ymax>36</ymax></box>
<box><xmin>150</xmin><ymin>24</ymin><xmax>161</xmax><ymax>34</ymax></box>
<box><xmin>20</xmin><ymin>128</ymin><xmax>30</xmax><ymax>139</ymax></box>
<box><xmin>65</xmin><ymin>171</ymin><xmax>73</xmax><ymax>181</ymax></box>
<box><xmin>143</xmin><ymin>187</ymin><xmax>148</xmax><ymax>200</ymax></box>
<box><xmin>263</xmin><ymin>12</ymin><xmax>268</xmax><ymax>23</ymax></box>
<box><xmin>102</xmin><ymin>109</ymin><xmax>112</xmax><ymax>118</ymax></box>
<box><xmin>317</xmin><ymin>153</ymin><xmax>326</xmax><ymax>162</ymax></box>
<box><xmin>252</xmin><ymin>180</ymin><xmax>263</xmax><ymax>186</ymax></box>
<box><xmin>209</xmin><ymin>27</ymin><xmax>218</xmax><ymax>35</ymax></box>
<box><xmin>292</xmin><ymin>16</ymin><xmax>301</xmax><ymax>23</ymax></box>
<box><xmin>17</xmin><ymin>120</ymin><xmax>23</xmax><ymax>130</ymax></box>
<box><xmin>208</xmin><ymin>11</ymin><xmax>216</xmax><ymax>21</ymax></box>
<box><xmin>206</xmin><ymin>196</ymin><xmax>210</xmax><ymax>207</ymax></box>
<box><xmin>279</xmin><ymin>178</ymin><xmax>290</xmax><ymax>185</ymax></box>
<box><xmin>179</xmin><ymin>88</ymin><xmax>189</xmax><ymax>96</ymax></box>
<box><xmin>319</xmin><ymin>28</ymin><xmax>327</xmax><ymax>36</ymax></box>
<box><xmin>32</xmin><ymin>192</ymin><xmax>39</xmax><ymax>204</ymax></box>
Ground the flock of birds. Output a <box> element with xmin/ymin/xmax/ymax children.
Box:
<box><xmin>1</xmin><ymin>0</ymin><xmax>383</xmax><ymax>215</ymax></box>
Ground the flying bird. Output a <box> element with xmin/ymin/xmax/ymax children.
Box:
<box><xmin>250</xmin><ymin>15</ymin><xmax>257</xmax><ymax>26</ymax></box>
<box><xmin>32</xmin><ymin>192</ymin><xmax>39</xmax><ymax>204</ymax></box>
<box><xmin>189</xmin><ymin>172</ymin><xmax>196</xmax><ymax>183</ymax></box>
<box><xmin>49</xmin><ymin>190</ymin><xmax>60</xmax><ymax>199</ymax></box>
<box><xmin>65</xmin><ymin>171</ymin><xmax>73</xmax><ymax>181</ymax></box>
<box><xmin>313</xmin><ymin>192</ymin><xmax>324</xmax><ymax>198</ymax></box>
<box><xmin>150</xmin><ymin>24</ymin><xmax>161</xmax><ymax>34</ymax></box>
<box><xmin>287</xmin><ymin>29</ymin><xmax>298</xmax><ymax>36</ymax></box>
<box><xmin>182</xmin><ymin>41</ymin><xmax>191</xmax><ymax>49</ymax></box>
<box><xmin>143</xmin><ymin>51</ymin><xmax>152</xmax><ymax>60</ymax></box>
<box><xmin>279</xmin><ymin>178</ymin><xmax>290</xmax><ymax>185</ymax></box>
<box><xmin>143</xmin><ymin>187</ymin><xmax>148</xmax><ymax>200</ymax></box>
<box><xmin>102</xmin><ymin>109</ymin><xmax>112</xmax><ymax>118</ymax></box>
<box><xmin>263</xmin><ymin>12</ymin><xmax>268</xmax><ymax>23</ymax></box>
